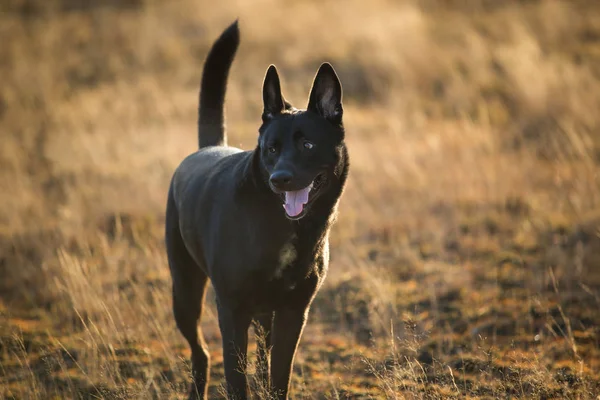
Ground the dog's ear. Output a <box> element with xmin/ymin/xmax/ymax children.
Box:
<box><xmin>262</xmin><ymin>65</ymin><xmax>286</xmax><ymax>122</ymax></box>
<box><xmin>307</xmin><ymin>62</ymin><xmax>343</xmax><ymax>124</ymax></box>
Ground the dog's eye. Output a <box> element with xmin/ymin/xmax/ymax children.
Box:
<box><xmin>268</xmin><ymin>146</ymin><xmax>277</xmax><ymax>154</ymax></box>
<box><xmin>303</xmin><ymin>141</ymin><xmax>314</xmax><ymax>150</ymax></box>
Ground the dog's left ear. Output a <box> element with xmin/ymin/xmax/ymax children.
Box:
<box><xmin>307</xmin><ymin>63</ymin><xmax>343</xmax><ymax>124</ymax></box>
<box><xmin>262</xmin><ymin>65</ymin><xmax>286</xmax><ymax>122</ymax></box>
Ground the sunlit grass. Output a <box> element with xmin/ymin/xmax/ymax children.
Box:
<box><xmin>1</xmin><ymin>0</ymin><xmax>599</xmax><ymax>398</ymax></box>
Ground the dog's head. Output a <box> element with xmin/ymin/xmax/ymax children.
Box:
<box><xmin>258</xmin><ymin>63</ymin><xmax>345</xmax><ymax>220</ymax></box>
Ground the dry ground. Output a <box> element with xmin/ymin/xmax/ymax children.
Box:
<box><xmin>1</xmin><ymin>0</ymin><xmax>600</xmax><ymax>398</ymax></box>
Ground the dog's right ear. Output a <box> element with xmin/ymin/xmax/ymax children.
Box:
<box><xmin>262</xmin><ymin>65</ymin><xmax>286</xmax><ymax>122</ymax></box>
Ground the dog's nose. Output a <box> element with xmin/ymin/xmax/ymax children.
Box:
<box><xmin>270</xmin><ymin>170</ymin><xmax>293</xmax><ymax>189</ymax></box>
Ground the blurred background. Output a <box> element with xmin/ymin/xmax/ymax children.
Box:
<box><xmin>1</xmin><ymin>0</ymin><xmax>599</xmax><ymax>398</ymax></box>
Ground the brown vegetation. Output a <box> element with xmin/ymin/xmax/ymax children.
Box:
<box><xmin>1</xmin><ymin>0</ymin><xmax>599</xmax><ymax>398</ymax></box>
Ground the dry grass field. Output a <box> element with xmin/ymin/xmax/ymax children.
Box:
<box><xmin>1</xmin><ymin>0</ymin><xmax>600</xmax><ymax>398</ymax></box>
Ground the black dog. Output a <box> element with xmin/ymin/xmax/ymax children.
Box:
<box><xmin>165</xmin><ymin>20</ymin><xmax>349</xmax><ymax>399</ymax></box>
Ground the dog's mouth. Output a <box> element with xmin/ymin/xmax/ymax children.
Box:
<box><xmin>280</xmin><ymin>173</ymin><xmax>326</xmax><ymax>220</ymax></box>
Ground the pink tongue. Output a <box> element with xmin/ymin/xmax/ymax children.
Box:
<box><xmin>284</xmin><ymin>187</ymin><xmax>311</xmax><ymax>217</ymax></box>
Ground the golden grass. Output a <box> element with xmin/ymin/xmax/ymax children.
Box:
<box><xmin>1</xmin><ymin>0</ymin><xmax>600</xmax><ymax>398</ymax></box>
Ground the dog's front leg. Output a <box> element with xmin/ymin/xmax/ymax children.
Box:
<box><xmin>218</xmin><ymin>304</ymin><xmax>252</xmax><ymax>400</ymax></box>
<box><xmin>253</xmin><ymin>312</ymin><xmax>273</xmax><ymax>389</ymax></box>
<box><xmin>270</xmin><ymin>306</ymin><xmax>309</xmax><ymax>399</ymax></box>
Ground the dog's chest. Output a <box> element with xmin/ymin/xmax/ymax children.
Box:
<box><xmin>272</xmin><ymin>235</ymin><xmax>298</xmax><ymax>281</ymax></box>
<box><xmin>267</xmin><ymin>233</ymin><xmax>322</xmax><ymax>282</ymax></box>
<box><xmin>247</xmin><ymin>236</ymin><xmax>328</xmax><ymax>311</ymax></box>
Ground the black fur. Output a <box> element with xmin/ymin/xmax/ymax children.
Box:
<box><xmin>165</xmin><ymin>20</ymin><xmax>349</xmax><ymax>400</ymax></box>
<box><xmin>198</xmin><ymin>21</ymin><xmax>240</xmax><ymax>148</ymax></box>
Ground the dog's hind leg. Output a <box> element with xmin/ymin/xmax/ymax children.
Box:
<box><xmin>166</xmin><ymin>190</ymin><xmax>210</xmax><ymax>400</ymax></box>
<box><xmin>253</xmin><ymin>312</ymin><xmax>273</xmax><ymax>391</ymax></box>
<box><xmin>172</xmin><ymin>276</ymin><xmax>210</xmax><ymax>400</ymax></box>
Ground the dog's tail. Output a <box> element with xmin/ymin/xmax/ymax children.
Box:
<box><xmin>198</xmin><ymin>20</ymin><xmax>240</xmax><ymax>148</ymax></box>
